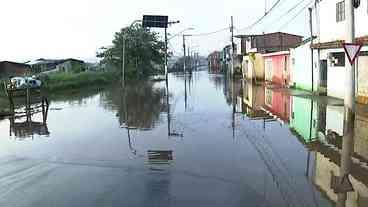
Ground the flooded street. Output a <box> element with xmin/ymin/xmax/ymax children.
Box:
<box><xmin>0</xmin><ymin>70</ymin><xmax>367</xmax><ymax>207</ymax></box>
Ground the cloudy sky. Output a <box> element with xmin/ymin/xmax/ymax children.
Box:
<box><xmin>0</xmin><ymin>0</ymin><xmax>314</xmax><ymax>62</ymax></box>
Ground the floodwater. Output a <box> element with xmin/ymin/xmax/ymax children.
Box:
<box><xmin>0</xmin><ymin>70</ymin><xmax>368</xmax><ymax>207</ymax></box>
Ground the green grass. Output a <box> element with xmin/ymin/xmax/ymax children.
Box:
<box><xmin>42</xmin><ymin>71</ymin><xmax>118</xmax><ymax>91</ymax></box>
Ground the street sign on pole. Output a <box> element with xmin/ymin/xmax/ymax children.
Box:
<box><xmin>142</xmin><ymin>15</ymin><xmax>168</xmax><ymax>28</ymax></box>
<box><xmin>343</xmin><ymin>43</ymin><xmax>363</xmax><ymax>65</ymax></box>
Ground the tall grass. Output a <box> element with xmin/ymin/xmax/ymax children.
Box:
<box><xmin>42</xmin><ymin>71</ymin><xmax>118</xmax><ymax>91</ymax></box>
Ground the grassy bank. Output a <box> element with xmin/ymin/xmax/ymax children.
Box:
<box><xmin>41</xmin><ymin>71</ymin><xmax>118</xmax><ymax>92</ymax></box>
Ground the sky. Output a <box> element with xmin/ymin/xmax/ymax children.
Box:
<box><xmin>0</xmin><ymin>0</ymin><xmax>314</xmax><ymax>62</ymax></box>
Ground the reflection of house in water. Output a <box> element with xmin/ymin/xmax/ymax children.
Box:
<box><xmin>263</xmin><ymin>87</ymin><xmax>291</xmax><ymax>123</ymax></box>
<box><xmin>242</xmin><ymin>81</ymin><xmax>266</xmax><ymax>118</ymax></box>
<box><xmin>312</xmin><ymin>143</ymin><xmax>368</xmax><ymax>207</ymax></box>
<box><xmin>289</xmin><ymin>97</ymin><xmax>321</xmax><ymax>143</ymax></box>
<box><xmin>293</xmin><ymin>101</ymin><xmax>368</xmax><ymax>206</ymax></box>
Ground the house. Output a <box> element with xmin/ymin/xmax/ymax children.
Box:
<box><xmin>236</xmin><ymin>32</ymin><xmax>303</xmax><ymax>81</ymax></box>
<box><xmin>312</xmin><ymin>0</ymin><xmax>368</xmax><ymax>102</ymax></box>
<box><xmin>290</xmin><ymin>37</ymin><xmax>320</xmax><ymax>91</ymax></box>
<box><xmin>220</xmin><ymin>45</ymin><xmax>232</xmax><ymax>73</ymax></box>
<box><xmin>208</xmin><ymin>51</ymin><xmax>221</xmax><ymax>73</ymax></box>
<box><xmin>29</xmin><ymin>58</ymin><xmax>85</xmax><ymax>74</ymax></box>
<box><xmin>263</xmin><ymin>51</ymin><xmax>290</xmax><ymax>87</ymax></box>
<box><xmin>0</xmin><ymin>61</ymin><xmax>31</xmax><ymax>78</ymax></box>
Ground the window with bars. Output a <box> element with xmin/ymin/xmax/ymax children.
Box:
<box><xmin>336</xmin><ymin>1</ymin><xmax>345</xmax><ymax>22</ymax></box>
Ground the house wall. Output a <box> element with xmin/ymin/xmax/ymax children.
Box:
<box><xmin>291</xmin><ymin>43</ymin><xmax>320</xmax><ymax>91</ymax></box>
<box><xmin>319</xmin><ymin>46</ymin><xmax>368</xmax><ymax>100</ymax></box>
<box><xmin>319</xmin><ymin>0</ymin><xmax>368</xmax><ymax>43</ymax></box>
<box><xmin>263</xmin><ymin>52</ymin><xmax>290</xmax><ymax>86</ymax></box>
<box><xmin>243</xmin><ymin>54</ymin><xmax>264</xmax><ymax>81</ymax></box>
<box><xmin>0</xmin><ymin>62</ymin><xmax>29</xmax><ymax>78</ymax></box>
<box><xmin>357</xmin><ymin>55</ymin><xmax>368</xmax><ymax>104</ymax></box>
<box><xmin>320</xmin><ymin>48</ymin><xmax>348</xmax><ymax>99</ymax></box>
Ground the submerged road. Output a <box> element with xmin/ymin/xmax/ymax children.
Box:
<box><xmin>0</xmin><ymin>70</ymin><xmax>366</xmax><ymax>207</ymax></box>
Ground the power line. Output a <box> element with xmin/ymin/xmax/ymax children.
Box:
<box><xmin>277</xmin><ymin>0</ymin><xmax>313</xmax><ymax>31</ymax></box>
<box><xmin>237</xmin><ymin>0</ymin><xmax>284</xmax><ymax>32</ymax></box>
<box><xmin>190</xmin><ymin>27</ymin><xmax>230</xmax><ymax>37</ymax></box>
<box><xmin>262</xmin><ymin>0</ymin><xmax>308</xmax><ymax>32</ymax></box>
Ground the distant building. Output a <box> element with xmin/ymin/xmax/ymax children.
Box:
<box><xmin>29</xmin><ymin>58</ymin><xmax>85</xmax><ymax>74</ymax></box>
<box><xmin>208</xmin><ymin>51</ymin><xmax>221</xmax><ymax>73</ymax></box>
<box><xmin>0</xmin><ymin>61</ymin><xmax>31</xmax><ymax>78</ymax></box>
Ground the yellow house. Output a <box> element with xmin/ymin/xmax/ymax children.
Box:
<box><xmin>242</xmin><ymin>53</ymin><xmax>265</xmax><ymax>81</ymax></box>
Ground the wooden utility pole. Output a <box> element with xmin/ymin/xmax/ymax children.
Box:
<box><xmin>309</xmin><ymin>7</ymin><xmax>314</xmax><ymax>92</ymax></box>
<box><xmin>230</xmin><ymin>16</ymin><xmax>234</xmax><ymax>77</ymax></box>
<box><xmin>165</xmin><ymin>27</ymin><xmax>168</xmax><ymax>82</ymax></box>
<box><xmin>122</xmin><ymin>35</ymin><xmax>126</xmax><ymax>88</ymax></box>
<box><xmin>183</xmin><ymin>35</ymin><xmax>186</xmax><ymax>73</ymax></box>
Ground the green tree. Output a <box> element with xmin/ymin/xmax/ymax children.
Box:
<box><xmin>97</xmin><ymin>24</ymin><xmax>166</xmax><ymax>79</ymax></box>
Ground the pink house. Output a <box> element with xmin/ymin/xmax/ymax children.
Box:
<box><xmin>263</xmin><ymin>51</ymin><xmax>290</xmax><ymax>87</ymax></box>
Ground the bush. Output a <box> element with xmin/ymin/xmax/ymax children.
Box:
<box><xmin>42</xmin><ymin>71</ymin><xmax>118</xmax><ymax>91</ymax></box>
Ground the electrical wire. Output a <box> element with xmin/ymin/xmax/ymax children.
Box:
<box><xmin>277</xmin><ymin>0</ymin><xmax>314</xmax><ymax>31</ymax></box>
<box><xmin>190</xmin><ymin>27</ymin><xmax>230</xmax><ymax>37</ymax></box>
<box><xmin>236</xmin><ymin>0</ymin><xmax>284</xmax><ymax>32</ymax></box>
<box><xmin>262</xmin><ymin>0</ymin><xmax>308</xmax><ymax>32</ymax></box>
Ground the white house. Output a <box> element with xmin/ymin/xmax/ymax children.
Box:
<box><xmin>312</xmin><ymin>0</ymin><xmax>368</xmax><ymax>102</ymax></box>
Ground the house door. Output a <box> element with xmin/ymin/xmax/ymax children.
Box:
<box><xmin>319</xmin><ymin>60</ymin><xmax>328</xmax><ymax>95</ymax></box>
<box><xmin>265</xmin><ymin>59</ymin><xmax>272</xmax><ymax>81</ymax></box>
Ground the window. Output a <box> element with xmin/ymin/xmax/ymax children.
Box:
<box><xmin>336</xmin><ymin>1</ymin><xmax>345</xmax><ymax>22</ymax></box>
<box><xmin>330</xmin><ymin>52</ymin><xmax>345</xmax><ymax>67</ymax></box>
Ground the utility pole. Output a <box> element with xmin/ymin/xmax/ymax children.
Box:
<box><xmin>122</xmin><ymin>35</ymin><xmax>126</xmax><ymax>88</ymax></box>
<box><xmin>188</xmin><ymin>46</ymin><xmax>191</xmax><ymax>73</ymax></box>
<box><xmin>230</xmin><ymin>16</ymin><xmax>235</xmax><ymax>78</ymax></box>
<box><xmin>165</xmin><ymin>27</ymin><xmax>168</xmax><ymax>83</ymax></box>
<box><xmin>183</xmin><ymin>35</ymin><xmax>186</xmax><ymax>73</ymax></box>
<box><xmin>264</xmin><ymin>0</ymin><xmax>267</xmax><ymax>14</ymax></box>
<box><xmin>337</xmin><ymin>1</ymin><xmax>356</xmax><ymax>206</ymax></box>
<box><xmin>309</xmin><ymin>7</ymin><xmax>314</xmax><ymax>92</ymax></box>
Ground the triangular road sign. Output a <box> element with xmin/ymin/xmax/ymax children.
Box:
<box><xmin>343</xmin><ymin>43</ymin><xmax>363</xmax><ymax>65</ymax></box>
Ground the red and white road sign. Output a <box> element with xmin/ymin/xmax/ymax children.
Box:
<box><xmin>343</xmin><ymin>43</ymin><xmax>363</xmax><ymax>65</ymax></box>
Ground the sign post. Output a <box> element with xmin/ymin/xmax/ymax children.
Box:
<box><xmin>343</xmin><ymin>43</ymin><xmax>363</xmax><ymax>65</ymax></box>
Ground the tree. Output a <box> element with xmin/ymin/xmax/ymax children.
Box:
<box><xmin>97</xmin><ymin>24</ymin><xmax>166</xmax><ymax>78</ymax></box>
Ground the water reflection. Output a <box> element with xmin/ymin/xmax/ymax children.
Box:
<box><xmin>8</xmin><ymin>99</ymin><xmax>50</xmax><ymax>139</ymax></box>
<box><xmin>101</xmin><ymin>81</ymin><xmax>167</xmax><ymax>130</ymax></box>
<box><xmin>216</xmin><ymin>76</ymin><xmax>368</xmax><ymax>207</ymax></box>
